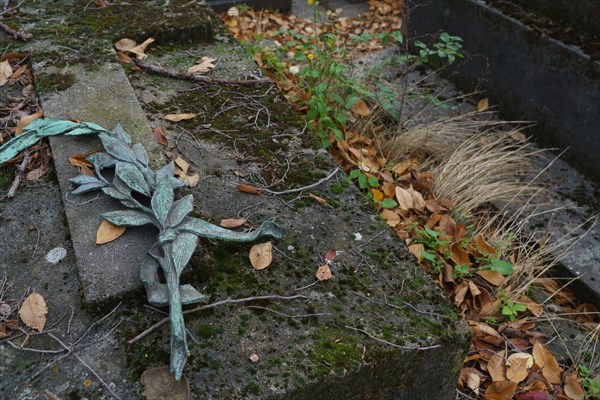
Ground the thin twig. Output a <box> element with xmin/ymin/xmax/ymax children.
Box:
<box><xmin>128</xmin><ymin>294</ymin><xmax>307</xmax><ymax>344</ymax></box>
<box><xmin>344</xmin><ymin>325</ymin><xmax>441</xmax><ymax>351</ymax></box>
<box><xmin>48</xmin><ymin>333</ymin><xmax>122</xmax><ymax>400</ymax></box>
<box><xmin>260</xmin><ymin>168</ymin><xmax>340</xmax><ymax>195</ymax></box>
<box><xmin>31</xmin><ymin>222</ymin><xmax>40</xmax><ymax>258</ymax></box>
<box><xmin>133</xmin><ymin>59</ymin><xmax>270</xmax><ymax>86</ymax></box>
<box><xmin>6</xmin><ymin>340</ymin><xmax>64</xmax><ymax>354</ymax></box>
<box><xmin>244</xmin><ymin>305</ymin><xmax>331</xmax><ymax>319</ymax></box>
<box><xmin>295</xmin><ymin>280</ymin><xmax>319</xmax><ymax>292</ymax></box>
<box><xmin>0</xmin><ymin>0</ymin><xmax>25</xmax><ymax>17</ymax></box>
<box><xmin>71</xmin><ymin>302</ymin><xmax>121</xmax><ymax>347</ymax></box>
<box><xmin>6</xmin><ymin>152</ymin><xmax>30</xmax><ymax>199</ymax></box>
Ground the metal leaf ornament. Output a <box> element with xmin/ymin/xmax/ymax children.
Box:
<box><xmin>1</xmin><ymin>118</ymin><xmax>285</xmax><ymax>380</ymax></box>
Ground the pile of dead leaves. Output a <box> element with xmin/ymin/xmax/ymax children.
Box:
<box><xmin>0</xmin><ymin>52</ymin><xmax>49</xmax><ymax>182</ymax></box>
<box><xmin>218</xmin><ymin>2</ymin><xmax>600</xmax><ymax>399</ymax></box>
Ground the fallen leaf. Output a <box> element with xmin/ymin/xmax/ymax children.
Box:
<box><xmin>309</xmin><ymin>193</ymin><xmax>329</xmax><ymax>207</ymax></box>
<box><xmin>507</xmin><ymin>352</ymin><xmax>534</xmax><ymax>368</ymax></box>
<box><xmin>114</xmin><ymin>38</ymin><xmax>137</xmax><ymax>51</ymax></box>
<box><xmin>507</xmin><ymin>356</ymin><xmax>529</xmax><ymax>383</ymax></box>
<box><xmin>68</xmin><ymin>152</ymin><xmax>94</xmax><ymax>168</ymax></box>
<box><xmin>188</xmin><ymin>57</ymin><xmax>217</xmax><ymax>75</ymax></box>
<box><xmin>153</xmin><ymin>126</ymin><xmax>168</xmax><ymax>145</ymax></box>
<box><xmin>0</xmin><ymin>60</ymin><xmax>12</xmax><ymax>86</ymax></box>
<box><xmin>127</xmin><ymin>37</ymin><xmax>155</xmax><ymax>60</ymax></box>
<box><xmin>227</xmin><ymin>6</ymin><xmax>240</xmax><ymax>17</ymax></box>
<box><xmin>177</xmin><ymin>172</ymin><xmax>200</xmax><ymax>188</ymax></box>
<box><xmin>15</xmin><ymin>111</ymin><xmax>44</xmax><ymax>135</ymax></box>
<box><xmin>25</xmin><ymin>167</ymin><xmax>47</xmax><ymax>181</ymax></box>
<box><xmin>477</xmin><ymin>98</ymin><xmax>489</xmax><ymax>112</ymax></box>
<box><xmin>510</xmin><ymin>130</ymin><xmax>527</xmax><ymax>141</ymax></box>
<box><xmin>19</xmin><ymin>293</ymin><xmax>47</xmax><ymax>332</ymax></box>
<box><xmin>237</xmin><ymin>184</ymin><xmax>263</xmax><ymax>195</ymax></box>
<box><xmin>140</xmin><ymin>366</ymin><xmax>189</xmax><ymax>400</ymax></box>
<box><xmin>117</xmin><ymin>51</ymin><xmax>132</xmax><ymax>64</ymax></box>
<box><xmin>564</xmin><ymin>374</ymin><xmax>585</xmax><ymax>400</ymax></box>
<box><xmin>408</xmin><ymin>243</ymin><xmax>424</xmax><ymax>262</ymax></box>
<box><xmin>96</xmin><ymin>220</ymin><xmax>126</xmax><ymax>244</ymax></box>
<box><xmin>0</xmin><ymin>303</ymin><xmax>10</xmax><ymax>319</ymax></box>
<box><xmin>350</xmin><ymin>98</ymin><xmax>370</xmax><ymax>117</ymax></box>
<box><xmin>220</xmin><ymin>218</ymin><xmax>247</xmax><ymax>228</ymax></box>
<box><xmin>487</xmin><ymin>350</ymin><xmax>506</xmax><ymax>382</ymax></box>
<box><xmin>316</xmin><ymin>264</ymin><xmax>332</xmax><ymax>281</ymax></box>
<box><xmin>517</xmin><ymin>391</ymin><xmax>550</xmax><ymax>400</ymax></box>
<box><xmin>395</xmin><ymin>186</ymin><xmax>413</xmax><ymax>211</ymax></box>
<box><xmin>407</xmin><ymin>185</ymin><xmax>425</xmax><ymax>211</ymax></box>
<box><xmin>532</xmin><ymin>342</ymin><xmax>562</xmax><ymax>385</ymax></box>
<box><xmin>484</xmin><ymin>381</ymin><xmax>517</xmax><ymax>400</ymax></box>
<box><xmin>466</xmin><ymin>372</ymin><xmax>481</xmax><ymax>395</ymax></box>
<box><xmin>163</xmin><ymin>113</ymin><xmax>196</xmax><ymax>122</ymax></box>
<box><xmin>476</xmin><ymin>270</ymin><xmax>505</xmax><ymax>286</ymax></box>
<box><xmin>83</xmin><ymin>379</ymin><xmax>92</xmax><ymax>387</ymax></box>
<box><xmin>380</xmin><ymin>209</ymin><xmax>400</xmax><ymax>227</ymax></box>
<box><xmin>324</xmin><ymin>248</ymin><xmax>337</xmax><ymax>261</ymax></box>
<box><xmin>174</xmin><ymin>157</ymin><xmax>190</xmax><ymax>174</ymax></box>
<box><xmin>249</xmin><ymin>353</ymin><xmax>260</xmax><ymax>363</ymax></box>
<box><xmin>249</xmin><ymin>242</ymin><xmax>272</xmax><ymax>270</ymax></box>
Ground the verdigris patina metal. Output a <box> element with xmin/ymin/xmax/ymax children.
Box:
<box><xmin>0</xmin><ymin>118</ymin><xmax>284</xmax><ymax>380</ymax></box>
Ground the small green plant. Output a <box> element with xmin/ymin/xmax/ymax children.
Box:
<box><xmin>453</xmin><ymin>264</ymin><xmax>470</xmax><ymax>280</ymax></box>
<box><xmin>579</xmin><ymin>365</ymin><xmax>600</xmax><ymax>399</ymax></box>
<box><xmin>477</xmin><ymin>255</ymin><xmax>514</xmax><ymax>276</ymax></box>
<box><xmin>415</xmin><ymin>226</ymin><xmax>451</xmax><ymax>273</ymax></box>
<box><xmin>500</xmin><ymin>291</ymin><xmax>527</xmax><ymax>321</ymax></box>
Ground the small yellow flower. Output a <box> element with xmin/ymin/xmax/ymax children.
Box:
<box><xmin>307</xmin><ymin>53</ymin><xmax>314</xmax><ymax>60</ymax></box>
<box><xmin>308</xmin><ymin>0</ymin><xmax>314</xmax><ymax>4</ymax></box>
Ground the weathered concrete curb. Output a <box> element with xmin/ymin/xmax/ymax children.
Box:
<box><xmin>404</xmin><ymin>0</ymin><xmax>600</xmax><ymax>182</ymax></box>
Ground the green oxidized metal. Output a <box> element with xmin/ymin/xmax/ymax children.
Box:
<box><xmin>0</xmin><ymin>118</ymin><xmax>285</xmax><ymax>380</ymax></box>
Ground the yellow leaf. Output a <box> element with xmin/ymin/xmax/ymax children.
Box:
<box><xmin>0</xmin><ymin>60</ymin><xmax>13</xmax><ymax>86</ymax></box>
<box><xmin>96</xmin><ymin>220</ymin><xmax>126</xmax><ymax>244</ymax></box>
<box><xmin>309</xmin><ymin>193</ymin><xmax>329</xmax><ymax>207</ymax></box>
<box><xmin>163</xmin><ymin>113</ymin><xmax>196</xmax><ymax>122</ymax></box>
<box><xmin>249</xmin><ymin>242</ymin><xmax>272</xmax><ymax>270</ymax></box>
<box><xmin>220</xmin><ymin>218</ymin><xmax>247</xmax><ymax>228</ymax></box>
<box><xmin>532</xmin><ymin>342</ymin><xmax>562</xmax><ymax>385</ymax></box>
<box><xmin>15</xmin><ymin>111</ymin><xmax>44</xmax><ymax>136</ymax></box>
<box><xmin>18</xmin><ymin>293</ymin><xmax>47</xmax><ymax>332</ymax></box>
<box><xmin>395</xmin><ymin>186</ymin><xmax>413</xmax><ymax>211</ymax></box>
<box><xmin>83</xmin><ymin>379</ymin><xmax>93</xmax><ymax>387</ymax></box>
<box><xmin>564</xmin><ymin>374</ymin><xmax>585</xmax><ymax>400</ymax></box>
<box><xmin>188</xmin><ymin>56</ymin><xmax>217</xmax><ymax>75</ymax></box>
<box><xmin>316</xmin><ymin>265</ymin><xmax>332</xmax><ymax>281</ymax></box>
<box><xmin>372</xmin><ymin>188</ymin><xmax>384</xmax><ymax>202</ymax></box>
<box><xmin>477</xmin><ymin>98</ymin><xmax>489</xmax><ymax>112</ymax></box>
<box><xmin>350</xmin><ymin>98</ymin><xmax>370</xmax><ymax>117</ymax></box>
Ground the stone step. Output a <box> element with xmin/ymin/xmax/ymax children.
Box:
<box><xmin>4</xmin><ymin>1</ymin><xmax>470</xmax><ymax>397</ymax></box>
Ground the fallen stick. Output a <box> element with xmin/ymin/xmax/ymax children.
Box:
<box><xmin>0</xmin><ymin>22</ymin><xmax>31</xmax><ymax>41</ymax></box>
<box><xmin>6</xmin><ymin>152</ymin><xmax>30</xmax><ymax>199</ymax></box>
<box><xmin>132</xmin><ymin>59</ymin><xmax>270</xmax><ymax>86</ymax></box>
<box><xmin>128</xmin><ymin>294</ymin><xmax>307</xmax><ymax>345</ymax></box>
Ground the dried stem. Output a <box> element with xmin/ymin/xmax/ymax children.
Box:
<box><xmin>6</xmin><ymin>152</ymin><xmax>30</xmax><ymax>199</ymax></box>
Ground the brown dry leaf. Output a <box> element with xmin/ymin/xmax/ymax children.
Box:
<box><xmin>316</xmin><ymin>265</ymin><xmax>333</xmax><ymax>281</ymax></box>
<box><xmin>450</xmin><ymin>244</ymin><xmax>471</xmax><ymax>268</ymax></box>
<box><xmin>507</xmin><ymin>352</ymin><xmax>534</xmax><ymax>368</ymax></box>
<box><xmin>476</xmin><ymin>270</ymin><xmax>505</xmax><ymax>286</ymax></box>
<box><xmin>468</xmin><ymin>234</ymin><xmax>497</xmax><ymax>258</ymax></box>
<box><xmin>484</xmin><ymin>381</ymin><xmax>517</xmax><ymax>400</ymax></box>
<box><xmin>220</xmin><ymin>218</ymin><xmax>247</xmax><ymax>228</ymax></box>
<box><xmin>237</xmin><ymin>184</ymin><xmax>263</xmax><ymax>195</ymax></box>
<box><xmin>117</xmin><ymin>51</ymin><xmax>133</xmax><ymax>64</ymax></box>
<box><xmin>19</xmin><ymin>293</ymin><xmax>48</xmax><ymax>332</ymax></box>
<box><xmin>507</xmin><ymin>356</ymin><xmax>529</xmax><ymax>383</ymax></box>
<box><xmin>309</xmin><ymin>193</ymin><xmax>329</xmax><ymax>207</ymax></box>
<box><xmin>407</xmin><ymin>185</ymin><xmax>426</xmax><ymax>212</ymax></box>
<box><xmin>177</xmin><ymin>172</ymin><xmax>200</xmax><ymax>188</ymax></box>
<box><xmin>174</xmin><ymin>157</ymin><xmax>190</xmax><ymax>174</ymax></box>
<box><xmin>408</xmin><ymin>243</ymin><xmax>424</xmax><ymax>262</ymax></box>
<box><xmin>564</xmin><ymin>374</ymin><xmax>585</xmax><ymax>400</ymax></box>
<box><xmin>380</xmin><ymin>209</ymin><xmax>400</xmax><ymax>227</ymax></box>
<box><xmin>249</xmin><ymin>353</ymin><xmax>260</xmax><ymax>363</ymax></box>
<box><xmin>477</xmin><ymin>98</ymin><xmax>489</xmax><ymax>112</ymax></box>
<box><xmin>153</xmin><ymin>126</ymin><xmax>168</xmax><ymax>145</ymax></box>
<box><xmin>114</xmin><ymin>38</ymin><xmax>137</xmax><ymax>51</ymax></box>
<box><xmin>0</xmin><ymin>320</ymin><xmax>19</xmax><ymax>338</ymax></box>
<box><xmin>96</xmin><ymin>220</ymin><xmax>126</xmax><ymax>244</ymax></box>
<box><xmin>466</xmin><ymin>372</ymin><xmax>481</xmax><ymax>396</ymax></box>
<box><xmin>15</xmin><ymin>111</ymin><xmax>44</xmax><ymax>135</ymax></box>
<box><xmin>127</xmin><ymin>37</ymin><xmax>155</xmax><ymax>60</ymax></box>
<box><xmin>0</xmin><ymin>60</ymin><xmax>12</xmax><ymax>86</ymax></box>
<box><xmin>395</xmin><ymin>186</ymin><xmax>413</xmax><ymax>211</ymax></box>
<box><xmin>532</xmin><ymin>342</ymin><xmax>562</xmax><ymax>385</ymax></box>
<box><xmin>140</xmin><ymin>366</ymin><xmax>190</xmax><ymax>400</ymax></box>
<box><xmin>163</xmin><ymin>113</ymin><xmax>196</xmax><ymax>122</ymax></box>
<box><xmin>350</xmin><ymin>98</ymin><xmax>370</xmax><ymax>117</ymax></box>
<box><xmin>510</xmin><ymin>130</ymin><xmax>527</xmax><ymax>141</ymax></box>
<box><xmin>487</xmin><ymin>350</ymin><xmax>507</xmax><ymax>382</ymax></box>
<box><xmin>68</xmin><ymin>152</ymin><xmax>94</xmax><ymax>168</ymax></box>
<box><xmin>249</xmin><ymin>241</ymin><xmax>272</xmax><ymax>270</ymax></box>
<box><xmin>324</xmin><ymin>248</ymin><xmax>337</xmax><ymax>261</ymax></box>
<box><xmin>25</xmin><ymin>167</ymin><xmax>47</xmax><ymax>181</ymax></box>
<box><xmin>188</xmin><ymin>57</ymin><xmax>217</xmax><ymax>75</ymax></box>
